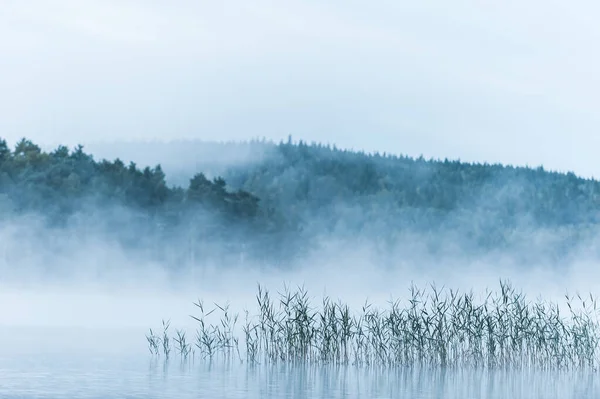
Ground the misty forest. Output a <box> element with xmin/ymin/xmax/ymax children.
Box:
<box><xmin>9</xmin><ymin>1</ymin><xmax>600</xmax><ymax>396</ymax></box>
<box><xmin>0</xmin><ymin>139</ymin><xmax>600</xmax><ymax>268</ymax></box>
<box><xmin>1</xmin><ymin>136</ymin><xmax>600</xmax><ymax>268</ymax></box>
<box><xmin>5</xmin><ymin>136</ymin><xmax>600</xmax><ymax>371</ymax></box>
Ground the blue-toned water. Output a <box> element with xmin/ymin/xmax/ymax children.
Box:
<box><xmin>2</xmin><ymin>281</ymin><xmax>600</xmax><ymax>399</ymax></box>
<box><xmin>2</xmin><ymin>354</ymin><xmax>600</xmax><ymax>398</ymax></box>
<box><xmin>1</xmin><ymin>326</ymin><xmax>599</xmax><ymax>398</ymax></box>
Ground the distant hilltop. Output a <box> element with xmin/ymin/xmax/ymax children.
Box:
<box><xmin>2</xmin><ymin>136</ymin><xmax>599</xmax><ymax>266</ymax></box>
<box><xmin>85</xmin><ymin>137</ymin><xmax>600</xmax><ymax>227</ymax></box>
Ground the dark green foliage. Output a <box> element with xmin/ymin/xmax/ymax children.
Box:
<box><xmin>0</xmin><ymin>137</ymin><xmax>283</xmax><ymax>265</ymax></box>
<box><xmin>2</xmin><ymin>136</ymin><xmax>600</xmax><ymax>266</ymax></box>
<box><xmin>223</xmin><ymin>140</ymin><xmax>600</xmax><ymax>227</ymax></box>
<box><xmin>208</xmin><ymin>139</ymin><xmax>600</xmax><ymax>259</ymax></box>
<box><xmin>0</xmin><ymin>137</ymin><xmax>261</xmax><ymax>218</ymax></box>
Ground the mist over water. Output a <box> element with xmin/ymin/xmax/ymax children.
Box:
<box><xmin>5</xmin><ymin>0</ymin><xmax>600</xmax><ymax>395</ymax></box>
<box><xmin>1</xmin><ymin>140</ymin><xmax>600</xmax><ymax>398</ymax></box>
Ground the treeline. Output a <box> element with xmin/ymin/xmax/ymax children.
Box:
<box><xmin>213</xmin><ymin>138</ymin><xmax>600</xmax><ymax>259</ymax></box>
<box><xmin>217</xmin><ymin>138</ymin><xmax>600</xmax><ymax>226</ymax></box>
<box><xmin>0</xmin><ymin>138</ymin><xmax>294</xmax><ymax>265</ymax></box>
<box><xmin>3</xmin><ymin>136</ymin><xmax>600</xmax><ymax>266</ymax></box>
<box><xmin>0</xmin><ymin>138</ymin><xmax>267</xmax><ymax>219</ymax></box>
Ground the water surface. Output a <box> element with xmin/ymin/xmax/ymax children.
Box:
<box><xmin>1</xmin><ymin>325</ymin><xmax>599</xmax><ymax>399</ymax></box>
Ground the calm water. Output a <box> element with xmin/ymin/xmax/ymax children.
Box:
<box><xmin>2</xmin><ymin>353</ymin><xmax>600</xmax><ymax>398</ymax></box>
<box><xmin>0</xmin><ymin>326</ymin><xmax>599</xmax><ymax>398</ymax></box>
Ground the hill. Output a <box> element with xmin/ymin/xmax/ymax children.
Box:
<box><xmin>4</xmin><ymin>136</ymin><xmax>600</xmax><ymax>267</ymax></box>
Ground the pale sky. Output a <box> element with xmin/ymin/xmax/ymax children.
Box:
<box><xmin>1</xmin><ymin>1</ymin><xmax>600</xmax><ymax>177</ymax></box>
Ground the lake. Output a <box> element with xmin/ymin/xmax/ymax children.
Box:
<box><xmin>1</xmin><ymin>326</ymin><xmax>599</xmax><ymax>399</ymax></box>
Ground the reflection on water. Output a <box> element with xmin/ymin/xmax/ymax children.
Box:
<box><xmin>0</xmin><ymin>354</ymin><xmax>599</xmax><ymax>398</ymax></box>
<box><xmin>0</xmin><ymin>326</ymin><xmax>598</xmax><ymax>398</ymax></box>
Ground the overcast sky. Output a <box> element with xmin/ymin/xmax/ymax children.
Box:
<box><xmin>1</xmin><ymin>1</ymin><xmax>599</xmax><ymax>177</ymax></box>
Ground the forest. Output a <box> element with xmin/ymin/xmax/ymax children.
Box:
<box><xmin>2</xmin><ymin>136</ymin><xmax>600</xmax><ymax>267</ymax></box>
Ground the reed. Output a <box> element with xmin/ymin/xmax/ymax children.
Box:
<box><xmin>147</xmin><ymin>280</ymin><xmax>600</xmax><ymax>370</ymax></box>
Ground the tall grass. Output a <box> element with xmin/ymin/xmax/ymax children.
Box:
<box><xmin>147</xmin><ymin>280</ymin><xmax>600</xmax><ymax>370</ymax></box>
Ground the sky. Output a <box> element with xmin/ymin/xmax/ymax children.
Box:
<box><xmin>1</xmin><ymin>1</ymin><xmax>600</xmax><ymax>177</ymax></box>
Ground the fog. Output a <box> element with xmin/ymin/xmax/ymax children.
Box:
<box><xmin>81</xmin><ymin>139</ymin><xmax>279</xmax><ymax>186</ymax></box>
<box><xmin>3</xmin><ymin>235</ymin><xmax>600</xmax><ymax>357</ymax></box>
<box><xmin>4</xmin><ymin>5</ymin><xmax>600</xmax><ymax>399</ymax></box>
<box><xmin>0</xmin><ymin>136</ymin><xmax>599</xmax><ymax>366</ymax></box>
<box><xmin>3</xmin><ymin>170</ymin><xmax>600</xmax><ymax>360</ymax></box>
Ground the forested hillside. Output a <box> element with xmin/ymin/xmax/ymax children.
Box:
<box><xmin>5</xmin><ymin>136</ymin><xmax>600</xmax><ymax>267</ymax></box>
<box><xmin>216</xmin><ymin>139</ymin><xmax>600</xmax><ymax>261</ymax></box>
<box><xmin>0</xmin><ymin>138</ymin><xmax>294</xmax><ymax>265</ymax></box>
